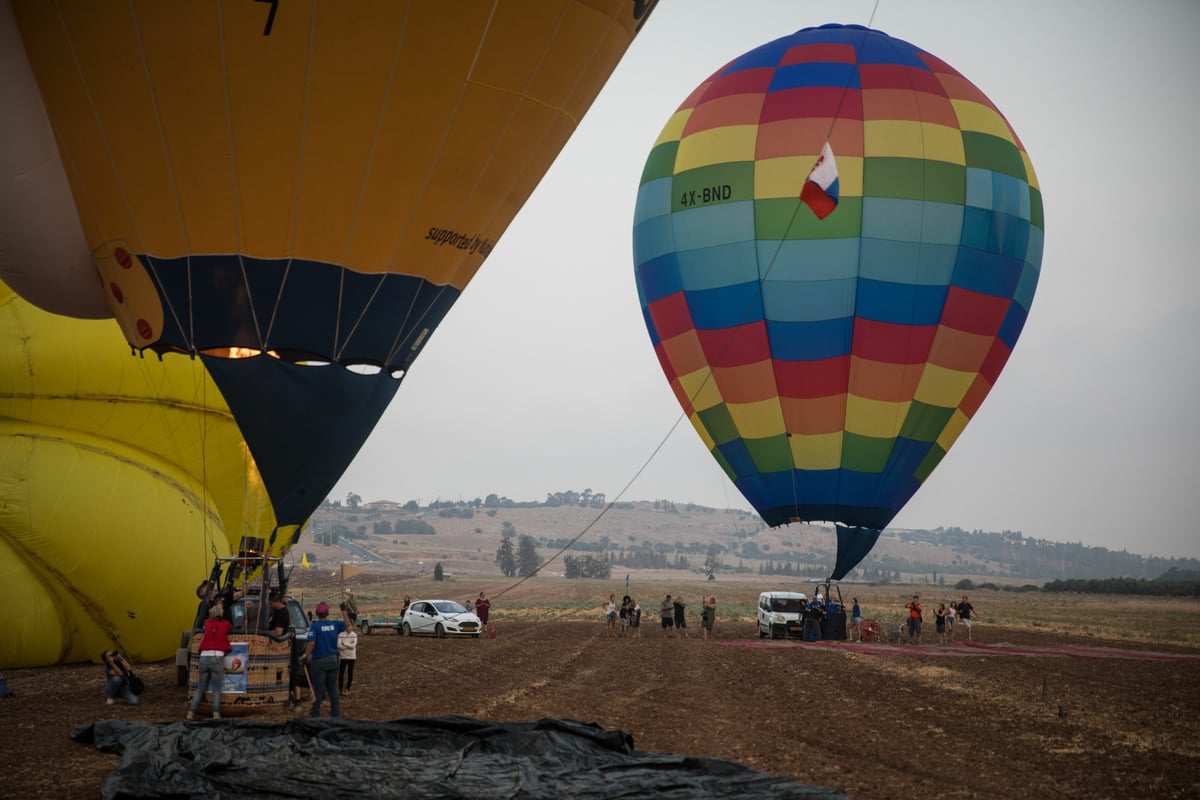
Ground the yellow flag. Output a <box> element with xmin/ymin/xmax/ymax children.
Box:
<box><xmin>301</xmin><ymin>552</ymin><xmax>310</xmax><ymax>569</ymax></box>
<box><xmin>342</xmin><ymin>563</ymin><xmax>366</xmax><ymax>581</ymax></box>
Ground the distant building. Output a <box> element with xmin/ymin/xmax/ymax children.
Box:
<box><xmin>366</xmin><ymin>500</ymin><xmax>404</xmax><ymax>511</ymax></box>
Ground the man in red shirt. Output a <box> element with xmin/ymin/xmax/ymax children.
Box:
<box><xmin>905</xmin><ymin>595</ymin><xmax>923</xmax><ymax>645</ymax></box>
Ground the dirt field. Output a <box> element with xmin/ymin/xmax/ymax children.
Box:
<box><xmin>2</xmin><ymin>576</ymin><xmax>1198</xmax><ymax>799</ymax></box>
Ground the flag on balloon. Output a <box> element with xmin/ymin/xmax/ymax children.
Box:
<box><xmin>800</xmin><ymin>142</ymin><xmax>839</xmax><ymax>219</ymax></box>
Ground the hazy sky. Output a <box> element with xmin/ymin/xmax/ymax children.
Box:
<box><xmin>333</xmin><ymin>1</ymin><xmax>1200</xmax><ymax>561</ymax></box>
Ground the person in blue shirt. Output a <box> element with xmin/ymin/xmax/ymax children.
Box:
<box><xmin>301</xmin><ymin>601</ymin><xmax>351</xmax><ymax>717</ymax></box>
<box><xmin>850</xmin><ymin>597</ymin><xmax>862</xmax><ymax>642</ymax></box>
<box><xmin>802</xmin><ymin>597</ymin><xmax>825</xmax><ymax>642</ymax></box>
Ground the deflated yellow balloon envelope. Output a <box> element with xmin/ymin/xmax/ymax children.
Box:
<box><xmin>0</xmin><ymin>283</ymin><xmax>278</xmax><ymax>667</ymax></box>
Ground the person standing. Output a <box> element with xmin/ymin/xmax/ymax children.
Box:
<box><xmin>343</xmin><ymin>590</ymin><xmax>359</xmax><ymax>624</ymax></box>
<box><xmin>629</xmin><ymin>598</ymin><xmax>642</xmax><ymax>638</ymax></box>
<box><xmin>337</xmin><ymin>624</ymin><xmax>358</xmax><ymax>695</ymax></box>
<box><xmin>934</xmin><ymin>603</ymin><xmax>948</xmax><ymax>645</ymax></box>
<box><xmin>803</xmin><ymin>595</ymin><xmax>824</xmax><ymax>642</ymax></box>
<box><xmin>957</xmin><ymin>596</ymin><xmax>975</xmax><ymax>641</ymax></box>
<box><xmin>660</xmin><ymin>595</ymin><xmax>674</xmax><ymax>637</ymax></box>
<box><xmin>101</xmin><ymin>650</ymin><xmax>140</xmax><ymax>706</ymax></box>
<box><xmin>269</xmin><ymin>591</ymin><xmax>304</xmax><ymax>711</ymax></box>
<box><xmin>302</xmin><ymin>601</ymin><xmax>350</xmax><ymax>718</ymax></box>
<box><xmin>673</xmin><ymin>595</ymin><xmax>688</xmax><ymax>638</ymax></box>
<box><xmin>604</xmin><ymin>594</ymin><xmax>618</xmax><ymax>636</ymax></box>
<box><xmin>188</xmin><ymin>604</ymin><xmax>233</xmax><ymax>719</ymax></box>
<box><xmin>905</xmin><ymin>595</ymin><xmax>923</xmax><ymax>644</ymax></box>
<box><xmin>849</xmin><ymin>597</ymin><xmax>862</xmax><ymax>642</ymax></box>
<box><xmin>701</xmin><ymin>596</ymin><xmax>717</xmax><ymax>639</ymax></box>
<box><xmin>475</xmin><ymin>592</ymin><xmax>491</xmax><ymax>632</ymax></box>
<box><xmin>945</xmin><ymin>602</ymin><xmax>957</xmax><ymax>641</ymax></box>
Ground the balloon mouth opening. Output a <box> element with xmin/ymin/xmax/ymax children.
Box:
<box><xmin>149</xmin><ymin>345</ymin><xmax>405</xmax><ymax>379</ymax></box>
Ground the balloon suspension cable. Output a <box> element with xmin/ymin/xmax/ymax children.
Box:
<box><xmin>487</xmin><ymin>411</ymin><xmax>693</xmax><ymax>605</ymax></box>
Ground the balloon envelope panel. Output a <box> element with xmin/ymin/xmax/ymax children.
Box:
<box><xmin>633</xmin><ymin>24</ymin><xmax>1042</xmax><ymax>568</ymax></box>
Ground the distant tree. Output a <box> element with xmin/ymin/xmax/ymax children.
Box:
<box><xmin>373</xmin><ymin>520</ymin><xmax>392</xmax><ymax>535</ymax></box>
<box><xmin>345</xmin><ymin>492</ymin><xmax>362</xmax><ymax>509</ymax></box>
<box><xmin>517</xmin><ymin>535</ymin><xmax>541</xmax><ymax>578</ymax></box>
<box><xmin>955</xmin><ymin>579</ymin><xmax>976</xmax><ymax>591</ymax></box>
<box><xmin>433</xmin><ymin>562</ymin><xmax>444</xmax><ymax>581</ymax></box>
<box><xmin>495</xmin><ymin>538</ymin><xmax>517</xmax><ymax>577</ymax></box>
<box><xmin>485</xmin><ymin>493</ymin><xmax>500</xmax><ymax>508</ymax></box>
<box><xmin>704</xmin><ymin>544</ymin><xmax>720</xmax><ymax>579</ymax></box>
<box><xmin>501</xmin><ymin>521</ymin><xmax>517</xmax><ymax>538</ymax></box>
<box><xmin>403</xmin><ymin>500</ymin><xmax>419</xmax><ymax>512</ymax></box>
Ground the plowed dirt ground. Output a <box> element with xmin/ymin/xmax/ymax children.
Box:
<box><xmin>3</xmin><ymin>578</ymin><xmax>1198</xmax><ymax>799</ymax></box>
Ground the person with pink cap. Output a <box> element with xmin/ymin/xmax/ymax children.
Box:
<box><xmin>301</xmin><ymin>600</ymin><xmax>352</xmax><ymax>717</ymax></box>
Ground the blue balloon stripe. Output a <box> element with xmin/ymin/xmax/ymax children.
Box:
<box><xmin>686</xmin><ymin>282</ymin><xmax>764</xmax><ymax>329</ymax></box>
<box><xmin>634</xmin><ymin>251</ymin><xmax>682</xmax><ymax>305</ymax></box>
<box><xmin>951</xmin><ymin>247</ymin><xmax>1025</xmax><ymax>298</ymax></box>
<box><xmin>855</xmin><ymin>279</ymin><xmax>948</xmax><ymax>326</ymax></box>
<box><xmin>766</xmin><ymin>318</ymin><xmax>853</xmax><ymax>361</ymax></box>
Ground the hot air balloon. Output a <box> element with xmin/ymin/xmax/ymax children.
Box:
<box><xmin>2</xmin><ymin>1</ymin><xmax>653</xmax><ymax>549</ymax></box>
<box><xmin>0</xmin><ymin>1</ymin><xmax>655</xmax><ymax>667</ymax></box>
<box><xmin>633</xmin><ymin>24</ymin><xmax>1042</xmax><ymax>580</ymax></box>
<box><xmin>0</xmin><ymin>279</ymin><xmax>272</xmax><ymax>666</ymax></box>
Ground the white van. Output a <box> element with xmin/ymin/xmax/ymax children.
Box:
<box><xmin>757</xmin><ymin>591</ymin><xmax>808</xmax><ymax>639</ymax></box>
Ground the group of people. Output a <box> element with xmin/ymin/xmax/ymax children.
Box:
<box><xmin>605</xmin><ymin>593</ymin><xmax>717</xmax><ymax>639</ymax></box>
<box><xmin>905</xmin><ymin>594</ymin><xmax>976</xmax><ymax>644</ymax></box>
<box><xmin>796</xmin><ymin>591</ymin><xmax>845</xmax><ymax>642</ymax></box>
<box><xmin>180</xmin><ymin>587</ymin><xmax>360</xmax><ymax>720</ymax></box>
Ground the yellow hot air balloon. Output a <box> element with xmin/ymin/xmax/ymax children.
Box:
<box><xmin>1</xmin><ymin>1</ymin><xmax>656</xmax><ymax>541</ymax></box>
<box><xmin>0</xmin><ymin>280</ymin><xmax>277</xmax><ymax>667</ymax></box>
<box><xmin>0</xmin><ymin>2</ymin><xmax>655</xmax><ymax>667</ymax></box>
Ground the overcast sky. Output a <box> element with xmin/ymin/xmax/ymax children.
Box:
<box><xmin>332</xmin><ymin>0</ymin><xmax>1200</xmax><ymax>561</ymax></box>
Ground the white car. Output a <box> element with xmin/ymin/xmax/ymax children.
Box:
<box><xmin>401</xmin><ymin>599</ymin><xmax>482</xmax><ymax>638</ymax></box>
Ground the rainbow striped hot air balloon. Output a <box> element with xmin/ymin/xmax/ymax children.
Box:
<box><xmin>632</xmin><ymin>24</ymin><xmax>1043</xmax><ymax>580</ymax></box>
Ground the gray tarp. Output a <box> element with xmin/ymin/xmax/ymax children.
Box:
<box><xmin>71</xmin><ymin>716</ymin><xmax>847</xmax><ymax>799</ymax></box>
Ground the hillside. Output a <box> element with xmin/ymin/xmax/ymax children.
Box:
<box><xmin>305</xmin><ymin>498</ymin><xmax>1197</xmax><ymax>584</ymax></box>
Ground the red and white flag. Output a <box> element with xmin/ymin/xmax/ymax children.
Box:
<box><xmin>800</xmin><ymin>142</ymin><xmax>839</xmax><ymax>219</ymax></box>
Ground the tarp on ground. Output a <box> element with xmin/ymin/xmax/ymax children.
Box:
<box><xmin>71</xmin><ymin>715</ymin><xmax>846</xmax><ymax>799</ymax></box>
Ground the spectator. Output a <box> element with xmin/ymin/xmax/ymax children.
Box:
<box><xmin>343</xmin><ymin>589</ymin><xmax>359</xmax><ymax>624</ymax></box>
<box><xmin>849</xmin><ymin>597</ymin><xmax>862</xmax><ymax>642</ymax></box>
<box><xmin>337</xmin><ymin>624</ymin><xmax>358</xmax><ymax>695</ymax></box>
<box><xmin>475</xmin><ymin>592</ymin><xmax>491</xmax><ymax>632</ymax></box>
<box><xmin>905</xmin><ymin>595</ymin><xmax>923</xmax><ymax>644</ymax></box>
<box><xmin>934</xmin><ymin>603</ymin><xmax>948</xmax><ymax>645</ymax></box>
<box><xmin>946</xmin><ymin>602</ymin><xmax>957</xmax><ymax>641</ymax></box>
<box><xmin>660</xmin><ymin>595</ymin><xmax>674</xmax><ymax>637</ymax></box>
<box><xmin>187</xmin><ymin>604</ymin><xmax>232</xmax><ymax>720</ymax></box>
<box><xmin>604</xmin><ymin>594</ymin><xmax>618</xmax><ymax>636</ymax></box>
<box><xmin>629</xmin><ymin>598</ymin><xmax>642</xmax><ymax>638</ymax></box>
<box><xmin>101</xmin><ymin>650</ymin><xmax>140</xmax><ymax>706</ymax></box>
<box><xmin>957</xmin><ymin>596</ymin><xmax>975</xmax><ymax>641</ymax></box>
<box><xmin>619</xmin><ymin>595</ymin><xmax>631</xmax><ymax>637</ymax></box>
<box><xmin>673</xmin><ymin>595</ymin><xmax>688</xmax><ymax>638</ymax></box>
<box><xmin>701</xmin><ymin>596</ymin><xmax>717</xmax><ymax>639</ymax></box>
